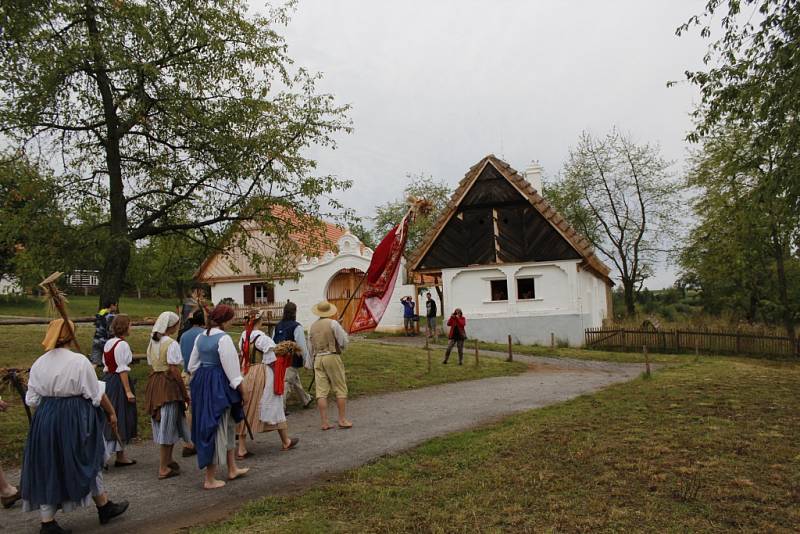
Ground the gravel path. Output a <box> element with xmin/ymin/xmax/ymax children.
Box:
<box><xmin>1</xmin><ymin>342</ymin><xmax>643</xmax><ymax>533</ymax></box>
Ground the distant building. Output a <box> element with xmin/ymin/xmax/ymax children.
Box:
<box><xmin>408</xmin><ymin>155</ymin><xmax>613</xmax><ymax>346</ymax></box>
<box><xmin>66</xmin><ymin>270</ymin><xmax>100</xmax><ymax>295</ymax></box>
<box><xmin>0</xmin><ymin>275</ymin><xmax>22</xmax><ymax>295</ymax></box>
<box><xmin>196</xmin><ymin>215</ymin><xmax>412</xmax><ymax>331</ymax></box>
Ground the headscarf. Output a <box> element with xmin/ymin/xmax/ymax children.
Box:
<box><xmin>41</xmin><ymin>319</ymin><xmax>76</xmax><ymax>351</ymax></box>
<box><xmin>147</xmin><ymin>311</ymin><xmax>180</xmax><ymax>363</ymax></box>
<box><xmin>207</xmin><ymin>304</ymin><xmax>235</xmax><ymax>334</ymax></box>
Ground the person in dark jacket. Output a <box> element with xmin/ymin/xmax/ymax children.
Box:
<box><xmin>425</xmin><ymin>292</ymin><xmax>438</xmax><ymax>338</ymax></box>
<box><xmin>442</xmin><ymin>308</ymin><xmax>466</xmax><ymax>365</ymax></box>
<box><xmin>90</xmin><ymin>300</ymin><xmax>117</xmax><ymax>366</ymax></box>
<box><xmin>273</xmin><ymin>302</ymin><xmax>313</xmax><ymax>409</ymax></box>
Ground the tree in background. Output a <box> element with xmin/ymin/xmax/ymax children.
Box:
<box><xmin>373</xmin><ymin>173</ymin><xmax>452</xmax><ymax>256</ymax></box>
<box><xmin>127</xmin><ymin>234</ymin><xmax>209</xmax><ymax>299</ymax></box>
<box><xmin>677</xmin><ymin>0</ymin><xmax>800</xmax><ymax>345</ymax></box>
<box><xmin>0</xmin><ymin>0</ymin><xmax>351</xmax><ymax>305</ymax></box>
<box><xmin>551</xmin><ymin>130</ymin><xmax>681</xmax><ymax>316</ymax></box>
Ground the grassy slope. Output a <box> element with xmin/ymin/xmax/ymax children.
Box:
<box><xmin>0</xmin><ymin>337</ymin><xmax>525</xmax><ymax>466</ymax></box>
<box><xmin>198</xmin><ymin>357</ymin><xmax>800</xmax><ymax>533</ymax></box>
<box><xmin>0</xmin><ymin>295</ymin><xmax>178</xmax><ymax>319</ymax></box>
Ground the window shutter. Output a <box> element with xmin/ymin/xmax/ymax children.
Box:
<box><xmin>266</xmin><ymin>284</ymin><xmax>275</xmax><ymax>303</ymax></box>
<box><xmin>243</xmin><ymin>284</ymin><xmax>255</xmax><ymax>305</ymax></box>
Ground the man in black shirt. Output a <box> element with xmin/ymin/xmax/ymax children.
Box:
<box><xmin>425</xmin><ymin>292</ymin><xmax>438</xmax><ymax>338</ymax></box>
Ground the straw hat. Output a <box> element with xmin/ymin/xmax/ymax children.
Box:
<box><xmin>311</xmin><ymin>300</ymin><xmax>338</xmax><ymax>318</ymax></box>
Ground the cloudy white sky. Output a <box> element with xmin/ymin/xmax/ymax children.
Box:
<box><xmin>253</xmin><ymin>0</ymin><xmax>710</xmax><ymax>289</ymax></box>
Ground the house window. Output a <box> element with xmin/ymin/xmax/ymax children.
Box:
<box><xmin>490</xmin><ymin>279</ymin><xmax>508</xmax><ymax>301</ymax></box>
<box><xmin>517</xmin><ymin>278</ymin><xmax>536</xmax><ymax>300</ymax></box>
<box><xmin>253</xmin><ymin>283</ymin><xmax>274</xmax><ymax>303</ymax></box>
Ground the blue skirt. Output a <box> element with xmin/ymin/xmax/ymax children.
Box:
<box><xmin>20</xmin><ymin>396</ymin><xmax>106</xmax><ymax>509</ymax></box>
<box><xmin>190</xmin><ymin>365</ymin><xmax>243</xmax><ymax>469</ymax></box>
<box><xmin>102</xmin><ymin>372</ymin><xmax>138</xmax><ymax>444</ymax></box>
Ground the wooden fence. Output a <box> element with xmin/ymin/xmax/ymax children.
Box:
<box><xmin>585</xmin><ymin>327</ymin><xmax>799</xmax><ymax>358</ymax></box>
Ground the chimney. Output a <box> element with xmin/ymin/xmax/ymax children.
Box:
<box><xmin>524</xmin><ymin>160</ymin><xmax>544</xmax><ymax>193</ymax></box>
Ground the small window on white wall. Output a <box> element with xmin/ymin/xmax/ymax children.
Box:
<box><xmin>517</xmin><ymin>278</ymin><xmax>536</xmax><ymax>300</ymax></box>
<box><xmin>490</xmin><ymin>279</ymin><xmax>508</xmax><ymax>301</ymax></box>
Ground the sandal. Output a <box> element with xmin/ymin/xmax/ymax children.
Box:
<box><xmin>114</xmin><ymin>460</ymin><xmax>137</xmax><ymax>468</ymax></box>
<box><xmin>1</xmin><ymin>490</ymin><xmax>20</xmax><ymax>509</ymax></box>
<box><xmin>338</xmin><ymin>422</ymin><xmax>353</xmax><ymax>429</ymax></box>
<box><xmin>281</xmin><ymin>437</ymin><xmax>300</xmax><ymax>451</ymax></box>
<box><xmin>168</xmin><ymin>461</ymin><xmax>181</xmax><ymax>471</ymax></box>
<box><xmin>235</xmin><ymin>451</ymin><xmax>254</xmax><ymax>460</ymax></box>
<box><xmin>181</xmin><ymin>446</ymin><xmax>197</xmax><ymax>457</ymax></box>
<box><xmin>158</xmin><ymin>468</ymin><xmax>180</xmax><ymax>480</ymax></box>
<box><xmin>321</xmin><ymin>425</ymin><xmax>335</xmax><ymax>431</ymax></box>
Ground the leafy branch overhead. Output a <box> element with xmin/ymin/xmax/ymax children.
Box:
<box><xmin>0</xmin><ymin>0</ymin><xmax>352</xmax><ymax>302</ymax></box>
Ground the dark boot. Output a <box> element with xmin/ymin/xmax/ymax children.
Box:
<box><xmin>40</xmin><ymin>521</ymin><xmax>72</xmax><ymax>534</ymax></box>
<box><xmin>97</xmin><ymin>499</ymin><xmax>129</xmax><ymax>525</ymax></box>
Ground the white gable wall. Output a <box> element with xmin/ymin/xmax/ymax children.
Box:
<box><xmin>442</xmin><ymin>259</ymin><xmax>607</xmax><ymax>346</ymax></box>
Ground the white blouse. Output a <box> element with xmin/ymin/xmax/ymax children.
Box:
<box><xmin>187</xmin><ymin>328</ymin><xmax>243</xmax><ymax>389</ymax></box>
<box><xmin>238</xmin><ymin>329</ymin><xmax>277</xmax><ymax>365</ymax></box>
<box><xmin>102</xmin><ymin>337</ymin><xmax>133</xmax><ymax>373</ymax></box>
<box><xmin>147</xmin><ymin>335</ymin><xmax>183</xmax><ymax>366</ymax></box>
<box><xmin>26</xmin><ymin>348</ymin><xmax>105</xmax><ymax>408</ymax></box>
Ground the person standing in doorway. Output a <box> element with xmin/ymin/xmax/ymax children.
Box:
<box><xmin>443</xmin><ymin>308</ymin><xmax>466</xmax><ymax>365</ymax></box>
<box><xmin>400</xmin><ymin>296</ymin><xmax>415</xmax><ymax>336</ymax></box>
<box><xmin>309</xmin><ymin>301</ymin><xmax>352</xmax><ymax>430</ymax></box>
<box><xmin>425</xmin><ymin>292</ymin><xmax>438</xmax><ymax>338</ymax></box>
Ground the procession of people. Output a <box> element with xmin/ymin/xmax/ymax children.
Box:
<box><xmin>2</xmin><ymin>296</ymin><xmax>354</xmax><ymax>533</ymax></box>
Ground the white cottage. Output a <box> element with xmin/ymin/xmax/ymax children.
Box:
<box><xmin>196</xmin><ymin>219</ymin><xmax>413</xmax><ymax>332</ymax></box>
<box><xmin>408</xmin><ymin>155</ymin><xmax>613</xmax><ymax>346</ymax></box>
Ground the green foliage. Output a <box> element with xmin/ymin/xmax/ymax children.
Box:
<box><xmin>127</xmin><ymin>234</ymin><xmax>209</xmax><ymax>298</ymax></box>
<box><xmin>0</xmin><ymin>0</ymin><xmax>352</xmax><ymax>301</ymax></box>
<box><xmin>373</xmin><ymin>173</ymin><xmax>451</xmax><ymax>256</ymax></box>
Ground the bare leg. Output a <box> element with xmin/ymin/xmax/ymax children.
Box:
<box><xmin>115</xmin><ymin>450</ymin><xmax>133</xmax><ymax>464</ymax></box>
<box><xmin>0</xmin><ymin>465</ymin><xmax>17</xmax><ymax>497</ymax></box>
<box><xmin>204</xmin><ymin>464</ymin><xmax>225</xmax><ymax>490</ymax></box>
<box><xmin>336</xmin><ymin>397</ymin><xmax>352</xmax><ymax>427</ymax></box>
<box><xmin>158</xmin><ymin>445</ymin><xmax>174</xmax><ymax>477</ymax></box>
<box><xmin>237</xmin><ymin>431</ymin><xmax>248</xmax><ymax>457</ymax></box>
<box><xmin>277</xmin><ymin>428</ymin><xmax>291</xmax><ymax>448</ymax></box>
<box><xmin>226</xmin><ymin>449</ymin><xmax>249</xmax><ymax>480</ymax></box>
<box><xmin>92</xmin><ymin>493</ymin><xmax>108</xmax><ymax>507</ymax></box>
<box><xmin>317</xmin><ymin>397</ymin><xmax>332</xmax><ymax>429</ymax></box>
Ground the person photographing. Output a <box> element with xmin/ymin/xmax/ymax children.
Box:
<box><xmin>442</xmin><ymin>308</ymin><xmax>466</xmax><ymax>365</ymax></box>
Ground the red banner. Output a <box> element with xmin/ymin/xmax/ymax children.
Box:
<box><xmin>349</xmin><ymin>215</ymin><xmax>410</xmax><ymax>333</ymax></box>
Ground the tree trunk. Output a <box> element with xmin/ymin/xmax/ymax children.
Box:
<box><xmin>434</xmin><ymin>285</ymin><xmax>444</xmax><ymax>316</ymax></box>
<box><xmin>771</xmin><ymin>228</ymin><xmax>797</xmax><ymax>353</ymax></box>
<box><xmin>623</xmin><ymin>279</ymin><xmax>636</xmax><ymax>317</ymax></box>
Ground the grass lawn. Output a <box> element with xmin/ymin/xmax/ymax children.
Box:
<box><xmin>0</xmin><ymin>294</ymin><xmax>178</xmax><ymax>319</ymax></box>
<box><xmin>0</xmin><ymin>335</ymin><xmax>525</xmax><ymax>466</ymax></box>
<box><xmin>196</xmin><ymin>357</ymin><xmax>800</xmax><ymax>533</ymax></box>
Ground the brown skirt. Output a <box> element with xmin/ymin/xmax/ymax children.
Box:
<box><xmin>237</xmin><ymin>363</ymin><xmax>266</xmax><ymax>435</ymax></box>
<box><xmin>145</xmin><ymin>371</ymin><xmax>186</xmax><ymax>421</ymax></box>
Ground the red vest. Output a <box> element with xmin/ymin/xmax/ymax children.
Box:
<box><xmin>103</xmin><ymin>339</ymin><xmax>124</xmax><ymax>373</ymax></box>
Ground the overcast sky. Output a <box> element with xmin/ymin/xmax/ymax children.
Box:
<box><xmin>253</xmin><ymin>0</ymin><xmax>710</xmax><ymax>289</ymax></box>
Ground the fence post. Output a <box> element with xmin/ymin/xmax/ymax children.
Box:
<box><xmin>622</xmin><ymin>330</ymin><xmax>627</xmax><ymax>350</ymax></box>
<box><xmin>643</xmin><ymin>345</ymin><xmax>651</xmax><ymax>377</ymax></box>
<box><xmin>507</xmin><ymin>334</ymin><xmax>513</xmax><ymax>362</ymax></box>
<box><xmin>550</xmin><ymin>332</ymin><xmax>555</xmax><ymax>348</ymax></box>
<box><xmin>426</xmin><ymin>337</ymin><xmax>431</xmax><ymax>373</ymax></box>
<box><xmin>474</xmin><ymin>339</ymin><xmax>479</xmax><ymax>367</ymax></box>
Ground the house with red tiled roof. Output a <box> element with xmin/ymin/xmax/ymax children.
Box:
<box><xmin>408</xmin><ymin>155</ymin><xmax>613</xmax><ymax>346</ymax></box>
<box><xmin>196</xmin><ymin>211</ymin><xmax>412</xmax><ymax>331</ymax></box>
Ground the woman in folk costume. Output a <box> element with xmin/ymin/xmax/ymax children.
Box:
<box><xmin>144</xmin><ymin>311</ymin><xmax>192</xmax><ymax>480</ymax></box>
<box><xmin>101</xmin><ymin>314</ymin><xmax>137</xmax><ymax>468</ymax></box>
<box><xmin>260</xmin><ymin>339</ymin><xmax>300</xmax><ymax>451</ymax></box>
<box><xmin>188</xmin><ymin>304</ymin><xmax>249</xmax><ymax>490</ymax></box>
<box><xmin>21</xmin><ymin>319</ymin><xmax>129</xmax><ymax>534</ymax></box>
<box><xmin>235</xmin><ymin>310</ymin><xmax>273</xmax><ymax>459</ymax></box>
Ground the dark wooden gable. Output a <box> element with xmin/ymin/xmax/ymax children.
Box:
<box><xmin>418</xmin><ymin>162</ymin><xmax>581</xmax><ymax>270</ymax></box>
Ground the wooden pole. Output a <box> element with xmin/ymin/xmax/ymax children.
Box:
<box><xmin>426</xmin><ymin>337</ymin><xmax>431</xmax><ymax>373</ymax></box>
<box><xmin>474</xmin><ymin>339</ymin><xmax>479</xmax><ymax>367</ymax></box>
<box><xmin>643</xmin><ymin>345</ymin><xmax>651</xmax><ymax>377</ymax></box>
<box><xmin>507</xmin><ymin>334</ymin><xmax>513</xmax><ymax>362</ymax></box>
<box><xmin>550</xmin><ymin>332</ymin><xmax>555</xmax><ymax>349</ymax></box>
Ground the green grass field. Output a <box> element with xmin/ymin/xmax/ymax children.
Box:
<box><xmin>0</xmin><ymin>295</ymin><xmax>178</xmax><ymax>319</ymax></box>
<box><xmin>0</xmin><ymin>333</ymin><xmax>525</xmax><ymax>466</ymax></box>
<box><xmin>197</xmin><ymin>357</ymin><xmax>800</xmax><ymax>533</ymax></box>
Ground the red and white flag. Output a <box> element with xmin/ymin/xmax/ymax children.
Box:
<box><xmin>349</xmin><ymin>214</ymin><xmax>411</xmax><ymax>333</ymax></box>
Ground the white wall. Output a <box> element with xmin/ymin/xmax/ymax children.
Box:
<box><xmin>440</xmin><ymin>260</ymin><xmax>608</xmax><ymax>346</ymax></box>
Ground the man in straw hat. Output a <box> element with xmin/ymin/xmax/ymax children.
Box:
<box><xmin>308</xmin><ymin>300</ymin><xmax>352</xmax><ymax>430</ymax></box>
<box><xmin>21</xmin><ymin>319</ymin><xmax>129</xmax><ymax>534</ymax></box>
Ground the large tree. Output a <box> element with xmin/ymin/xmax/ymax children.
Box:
<box><xmin>552</xmin><ymin>129</ymin><xmax>681</xmax><ymax>316</ymax></box>
<box><xmin>0</xmin><ymin>0</ymin><xmax>351</xmax><ymax>303</ymax></box>
<box><xmin>677</xmin><ymin>0</ymin><xmax>800</xmax><ymax>345</ymax></box>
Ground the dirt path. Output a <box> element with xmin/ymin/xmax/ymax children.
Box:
<box><xmin>1</xmin><ymin>344</ymin><xmax>643</xmax><ymax>533</ymax></box>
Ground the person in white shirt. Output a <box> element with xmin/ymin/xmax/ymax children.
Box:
<box><xmin>188</xmin><ymin>305</ymin><xmax>249</xmax><ymax>490</ymax></box>
<box><xmin>20</xmin><ymin>319</ymin><xmax>129</xmax><ymax>534</ymax></box>
<box><xmin>100</xmin><ymin>314</ymin><xmax>137</xmax><ymax>468</ymax></box>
